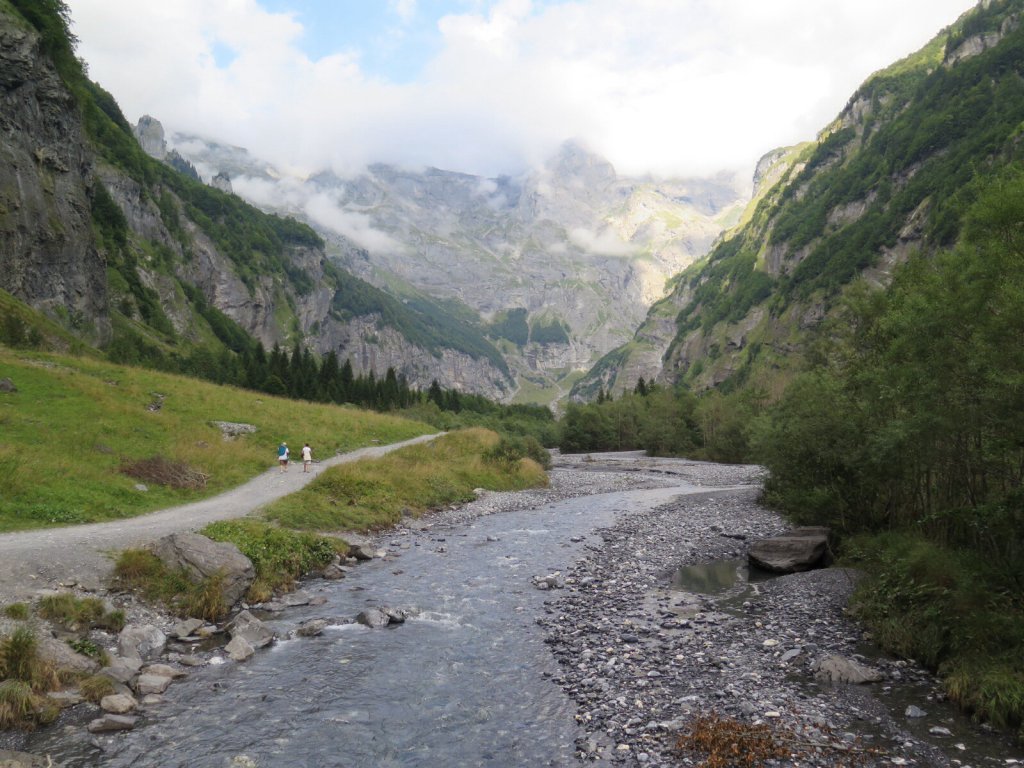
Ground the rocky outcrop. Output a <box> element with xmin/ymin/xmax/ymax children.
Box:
<box><xmin>747</xmin><ymin>527</ymin><xmax>832</xmax><ymax>574</ymax></box>
<box><xmin>0</xmin><ymin>13</ymin><xmax>109</xmax><ymax>343</ymax></box>
<box><xmin>151</xmin><ymin>533</ymin><xmax>255</xmax><ymax>607</ymax></box>
<box><xmin>133</xmin><ymin>114</ymin><xmax>167</xmax><ymax>160</ymax></box>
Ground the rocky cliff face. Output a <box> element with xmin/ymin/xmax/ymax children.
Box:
<box><xmin>0</xmin><ymin>8</ymin><xmax>510</xmax><ymax>399</ymax></box>
<box><xmin>161</xmin><ymin>134</ymin><xmax>745</xmax><ymax>403</ymax></box>
<box><xmin>167</xmin><ymin>135</ymin><xmax>748</xmax><ymax>402</ymax></box>
<box><xmin>99</xmin><ymin>165</ymin><xmax>512</xmax><ymax>399</ymax></box>
<box><xmin>0</xmin><ymin>13</ymin><xmax>109</xmax><ymax>343</ymax></box>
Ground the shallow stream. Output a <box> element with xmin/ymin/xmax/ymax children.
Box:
<box><xmin>22</xmin><ymin>485</ymin><xmax>691</xmax><ymax>767</ymax></box>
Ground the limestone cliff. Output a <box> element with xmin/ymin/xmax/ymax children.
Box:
<box><xmin>0</xmin><ymin>12</ymin><xmax>108</xmax><ymax>343</ymax></box>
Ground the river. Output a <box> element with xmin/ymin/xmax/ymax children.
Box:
<box><xmin>22</xmin><ymin>482</ymin><xmax>692</xmax><ymax>767</ymax></box>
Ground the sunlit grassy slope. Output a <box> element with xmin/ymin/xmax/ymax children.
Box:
<box><xmin>0</xmin><ymin>346</ymin><xmax>433</xmax><ymax>532</ymax></box>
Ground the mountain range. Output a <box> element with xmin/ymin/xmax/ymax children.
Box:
<box><xmin>3</xmin><ymin>0</ymin><xmax>1021</xmax><ymax>414</ymax></box>
<box><xmin>144</xmin><ymin>122</ymin><xmax>748</xmax><ymax>404</ymax></box>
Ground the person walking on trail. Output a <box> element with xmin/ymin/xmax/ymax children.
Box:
<box><xmin>302</xmin><ymin>442</ymin><xmax>313</xmax><ymax>473</ymax></box>
<box><xmin>278</xmin><ymin>441</ymin><xmax>289</xmax><ymax>472</ymax></box>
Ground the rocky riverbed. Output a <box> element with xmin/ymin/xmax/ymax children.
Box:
<box><xmin>2</xmin><ymin>452</ymin><xmax>1021</xmax><ymax>767</ymax></box>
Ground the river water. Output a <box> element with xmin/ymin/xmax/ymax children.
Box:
<box><xmin>25</xmin><ymin>484</ymin><xmax>692</xmax><ymax>768</ymax></box>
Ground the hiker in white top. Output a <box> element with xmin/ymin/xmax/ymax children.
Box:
<box><xmin>302</xmin><ymin>443</ymin><xmax>312</xmax><ymax>473</ymax></box>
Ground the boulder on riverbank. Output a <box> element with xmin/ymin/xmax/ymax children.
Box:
<box><xmin>747</xmin><ymin>527</ymin><xmax>832</xmax><ymax>573</ymax></box>
<box><xmin>151</xmin><ymin>532</ymin><xmax>255</xmax><ymax>607</ymax></box>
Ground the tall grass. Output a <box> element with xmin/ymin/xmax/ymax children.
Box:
<box><xmin>264</xmin><ymin>428</ymin><xmax>548</xmax><ymax>532</ymax></box>
<box><xmin>0</xmin><ymin>347</ymin><xmax>432</xmax><ymax>532</ymax></box>
<box><xmin>845</xmin><ymin>532</ymin><xmax>1024</xmax><ymax>739</ymax></box>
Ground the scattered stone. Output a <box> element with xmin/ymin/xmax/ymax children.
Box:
<box><xmin>905</xmin><ymin>705</ymin><xmax>928</xmax><ymax>718</ymax></box>
<box><xmin>929</xmin><ymin>726</ymin><xmax>953</xmax><ymax>737</ymax></box>
<box><xmin>532</xmin><ymin>573</ymin><xmax>565</xmax><ymax>590</ymax></box>
<box><xmin>134</xmin><ymin>673</ymin><xmax>172</xmax><ymax>695</ymax></box>
<box><xmin>322</xmin><ymin>563</ymin><xmax>346</xmax><ymax>580</ymax></box>
<box><xmin>227</xmin><ymin>610</ymin><xmax>276</xmax><ymax>649</ymax></box>
<box><xmin>296</xmin><ymin>619</ymin><xmax>329</xmax><ymax>637</ymax></box>
<box><xmin>46</xmin><ymin>690</ymin><xmax>84</xmax><ymax>708</ymax></box>
<box><xmin>211</xmin><ymin>421</ymin><xmax>257</xmax><ymax>440</ymax></box>
<box><xmin>813</xmin><ymin>654</ymin><xmax>884</xmax><ymax>684</ymax></box>
<box><xmin>0</xmin><ymin>750</ymin><xmax>58</xmax><ymax>767</ymax></box>
<box><xmin>225</xmin><ymin>636</ymin><xmax>254</xmax><ymax>662</ymax></box>
<box><xmin>87</xmin><ymin>714</ymin><xmax>138</xmax><ymax>733</ymax></box>
<box><xmin>169</xmin><ymin>618</ymin><xmax>205</xmax><ymax>639</ymax></box>
<box><xmin>141</xmin><ymin>663</ymin><xmax>186</xmax><ymax>679</ymax></box>
<box><xmin>100</xmin><ymin>693</ymin><xmax>138</xmax><ymax>714</ymax></box>
<box><xmin>283</xmin><ymin>591</ymin><xmax>311</xmax><ymax>607</ymax></box>
<box><xmin>748</xmin><ymin>527</ymin><xmax>831</xmax><ymax>573</ymax></box>
<box><xmin>118</xmin><ymin>624</ymin><xmax>167</xmax><ymax>661</ymax></box>
<box><xmin>0</xmin><ymin>377</ymin><xmax>17</xmax><ymax>393</ymax></box>
<box><xmin>355</xmin><ymin>607</ymin><xmax>392</xmax><ymax>629</ymax></box>
<box><xmin>37</xmin><ymin>634</ymin><xmax>99</xmax><ymax>674</ymax></box>
<box><xmin>141</xmin><ymin>694</ymin><xmax>164</xmax><ymax>706</ymax></box>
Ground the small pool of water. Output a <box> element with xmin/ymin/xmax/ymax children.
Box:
<box><xmin>671</xmin><ymin>557</ymin><xmax>777</xmax><ymax>595</ymax></box>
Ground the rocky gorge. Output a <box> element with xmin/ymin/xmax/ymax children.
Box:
<box><xmin>3</xmin><ymin>452</ymin><xmax>1020</xmax><ymax>767</ymax></box>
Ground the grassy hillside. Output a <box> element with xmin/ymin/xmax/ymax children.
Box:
<box><xmin>661</xmin><ymin>0</ymin><xmax>1024</xmax><ymax>394</ymax></box>
<box><xmin>0</xmin><ymin>346</ymin><xmax>432</xmax><ymax>532</ymax></box>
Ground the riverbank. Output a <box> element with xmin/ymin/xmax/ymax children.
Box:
<box><xmin>3</xmin><ymin>452</ymin><xmax>1020</xmax><ymax>766</ymax></box>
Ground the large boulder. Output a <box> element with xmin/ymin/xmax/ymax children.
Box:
<box><xmin>152</xmin><ymin>533</ymin><xmax>255</xmax><ymax>607</ymax></box>
<box><xmin>748</xmin><ymin>527</ymin><xmax>831</xmax><ymax>573</ymax></box>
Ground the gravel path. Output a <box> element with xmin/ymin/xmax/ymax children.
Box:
<box><xmin>0</xmin><ymin>433</ymin><xmax>441</xmax><ymax>606</ymax></box>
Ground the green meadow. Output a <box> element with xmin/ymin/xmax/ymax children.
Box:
<box><xmin>0</xmin><ymin>346</ymin><xmax>433</xmax><ymax>532</ymax></box>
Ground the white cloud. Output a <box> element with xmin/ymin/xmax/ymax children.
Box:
<box><xmin>230</xmin><ymin>175</ymin><xmax>406</xmax><ymax>253</ymax></box>
<box><xmin>66</xmin><ymin>0</ymin><xmax>978</xmax><ymax>179</ymax></box>
<box><xmin>568</xmin><ymin>227</ymin><xmax>638</xmax><ymax>257</ymax></box>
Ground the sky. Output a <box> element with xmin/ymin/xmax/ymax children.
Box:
<box><xmin>65</xmin><ymin>0</ymin><xmax>979</xmax><ymax>180</ymax></box>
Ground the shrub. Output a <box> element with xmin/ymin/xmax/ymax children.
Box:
<box><xmin>483</xmin><ymin>434</ymin><xmax>552</xmax><ymax>470</ymax></box>
<box><xmin>113</xmin><ymin>549</ymin><xmax>230</xmax><ymax>621</ymax></box>
<box><xmin>38</xmin><ymin>593</ymin><xmax>122</xmax><ymax>632</ymax></box>
<box><xmin>79</xmin><ymin>673</ymin><xmax>115</xmax><ymax>704</ymax></box>
<box><xmin>119</xmin><ymin>455</ymin><xmax>209</xmax><ymax>490</ymax></box>
<box><xmin>0</xmin><ymin>679</ymin><xmax>57</xmax><ymax>730</ymax></box>
<box><xmin>202</xmin><ymin>520</ymin><xmax>344</xmax><ymax>597</ymax></box>
<box><xmin>0</xmin><ymin>626</ymin><xmax>38</xmax><ymax>681</ymax></box>
<box><xmin>0</xmin><ymin>627</ymin><xmax>59</xmax><ymax>693</ymax></box>
<box><xmin>3</xmin><ymin>603</ymin><xmax>29</xmax><ymax>621</ymax></box>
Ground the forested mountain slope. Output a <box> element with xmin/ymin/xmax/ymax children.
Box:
<box><xmin>591</xmin><ymin>0</ymin><xmax>1024</xmax><ymax>398</ymax></box>
<box><xmin>0</xmin><ymin>0</ymin><xmax>511</xmax><ymax>398</ymax></box>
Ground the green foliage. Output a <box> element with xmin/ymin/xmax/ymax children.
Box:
<box><xmin>327</xmin><ymin>264</ymin><xmax>509</xmax><ymax>375</ymax></box>
<box><xmin>487</xmin><ymin>308</ymin><xmax>530</xmax><ymax>346</ymax></box>
<box><xmin>530</xmin><ymin>316</ymin><xmax>570</xmax><ymax>346</ymax></box>
<box><xmin>67</xmin><ymin>636</ymin><xmax>106</xmax><ymax>663</ymax></box>
<box><xmin>201</xmin><ymin>520</ymin><xmax>344</xmax><ymax>596</ymax></box>
<box><xmin>37</xmin><ymin>593</ymin><xmax>123</xmax><ymax>631</ymax></box>
<box><xmin>0</xmin><ymin>679</ymin><xmax>58</xmax><ymax>730</ymax></box>
<box><xmin>264</xmin><ymin>429</ymin><xmax>547</xmax><ymax>532</ymax></box>
<box><xmin>78</xmin><ymin>673</ymin><xmax>115</xmax><ymax>704</ymax></box>
<box><xmin>844</xmin><ymin>532</ymin><xmax>1024</xmax><ymax>732</ymax></box>
<box><xmin>755</xmin><ymin>169</ymin><xmax>1024</xmax><ymax>736</ymax></box>
<box><xmin>7</xmin><ymin>0</ymin><xmax>77</xmax><ymax>83</ymax></box>
<box><xmin>3</xmin><ymin>604</ymin><xmax>29</xmax><ymax>621</ymax></box>
<box><xmin>0</xmin><ymin>346</ymin><xmax>431</xmax><ymax>533</ymax></box>
<box><xmin>112</xmin><ymin>549</ymin><xmax>227</xmax><ymax>621</ymax></box>
<box><xmin>483</xmin><ymin>434</ymin><xmax>551</xmax><ymax>470</ymax></box>
<box><xmin>0</xmin><ymin>627</ymin><xmax>38</xmax><ymax>683</ymax></box>
<box><xmin>558</xmin><ymin>385</ymin><xmax>745</xmax><ymax>460</ymax></box>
